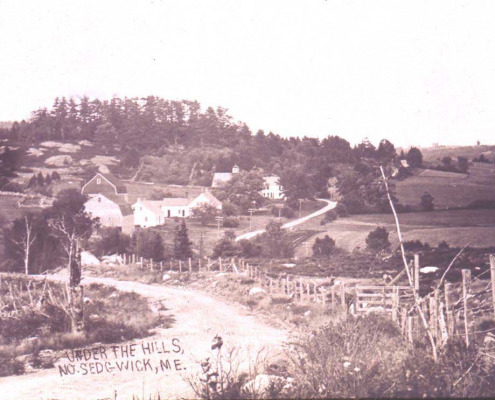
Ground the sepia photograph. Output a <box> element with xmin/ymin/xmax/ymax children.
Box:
<box><xmin>1</xmin><ymin>0</ymin><xmax>495</xmax><ymax>398</ymax></box>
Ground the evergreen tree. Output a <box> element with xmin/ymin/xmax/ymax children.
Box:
<box><xmin>27</xmin><ymin>175</ymin><xmax>37</xmax><ymax>189</ymax></box>
<box><xmin>149</xmin><ymin>232</ymin><xmax>164</xmax><ymax>261</ymax></box>
<box><xmin>173</xmin><ymin>220</ymin><xmax>193</xmax><ymax>260</ymax></box>
<box><xmin>36</xmin><ymin>172</ymin><xmax>45</xmax><ymax>186</ymax></box>
<box><xmin>45</xmin><ymin>173</ymin><xmax>52</xmax><ymax>186</ymax></box>
<box><xmin>51</xmin><ymin>171</ymin><xmax>61</xmax><ymax>181</ymax></box>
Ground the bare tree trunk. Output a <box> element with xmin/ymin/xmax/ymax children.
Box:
<box><xmin>68</xmin><ymin>241</ymin><xmax>84</xmax><ymax>334</ymax></box>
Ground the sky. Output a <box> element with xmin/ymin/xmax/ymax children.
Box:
<box><xmin>0</xmin><ymin>0</ymin><xmax>494</xmax><ymax>148</ymax></box>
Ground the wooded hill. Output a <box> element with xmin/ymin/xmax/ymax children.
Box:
<box><xmin>0</xmin><ymin>96</ymin><xmax>400</xmax><ymax>210</ymax></box>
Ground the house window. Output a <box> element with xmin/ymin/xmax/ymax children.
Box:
<box><xmin>97</xmin><ymin>178</ymin><xmax>101</xmax><ymax>184</ymax></box>
<box><xmin>182</xmin><ymin>210</ymin><xmax>185</xmax><ymax>217</ymax></box>
<box><xmin>167</xmin><ymin>210</ymin><xmax>171</xmax><ymax>217</ymax></box>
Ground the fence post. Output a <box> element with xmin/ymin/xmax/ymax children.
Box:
<box><xmin>444</xmin><ymin>283</ymin><xmax>452</xmax><ymax>336</ymax></box>
<box><xmin>462</xmin><ymin>269</ymin><xmax>471</xmax><ymax>347</ymax></box>
<box><xmin>430</xmin><ymin>292</ymin><xmax>438</xmax><ymax>339</ymax></box>
<box><xmin>313</xmin><ymin>284</ymin><xmax>318</xmax><ymax>303</ymax></box>
<box><xmin>490</xmin><ymin>255</ymin><xmax>495</xmax><ymax>320</ymax></box>
<box><xmin>140</xmin><ymin>257</ymin><xmax>143</xmax><ymax>268</ymax></box>
<box><xmin>219</xmin><ymin>257</ymin><xmax>223</xmax><ymax>272</ymax></box>
<box><xmin>340</xmin><ymin>282</ymin><xmax>346</xmax><ymax>311</ymax></box>
<box><xmin>160</xmin><ymin>262</ymin><xmax>163</xmax><ymax>271</ymax></box>
<box><xmin>401</xmin><ymin>308</ymin><xmax>407</xmax><ymax>337</ymax></box>
<box><xmin>407</xmin><ymin>316</ymin><xmax>414</xmax><ymax>344</ymax></box>
<box><xmin>188</xmin><ymin>258</ymin><xmax>192</xmax><ymax>273</ymax></box>
<box><xmin>179</xmin><ymin>260</ymin><xmax>182</xmax><ymax>273</ymax></box>
<box><xmin>392</xmin><ymin>287</ymin><xmax>399</xmax><ymax>322</ymax></box>
<box><xmin>298</xmin><ymin>279</ymin><xmax>303</xmax><ymax>301</ymax></box>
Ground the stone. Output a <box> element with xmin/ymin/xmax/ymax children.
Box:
<box><xmin>249</xmin><ymin>287</ymin><xmax>266</xmax><ymax>296</ymax></box>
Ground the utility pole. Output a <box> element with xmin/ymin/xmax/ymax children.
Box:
<box><xmin>298</xmin><ymin>199</ymin><xmax>303</xmax><ymax>218</ymax></box>
<box><xmin>215</xmin><ymin>216</ymin><xmax>223</xmax><ymax>232</ymax></box>
<box><xmin>248</xmin><ymin>208</ymin><xmax>256</xmax><ymax>231</ymax></box>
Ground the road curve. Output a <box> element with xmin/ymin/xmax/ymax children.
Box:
<box><xmin>0</xmin><ymin>275</ymin><xmax>287</xmax><ymax>400</ymax></box>
<box><xmin>235</xmin><ymin>199</ymin><xmax>337</xmax><ymax>241</ymax></box>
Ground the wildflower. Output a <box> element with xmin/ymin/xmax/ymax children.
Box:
<box><xmin>354</xmin><ymin>367</ymin><xmax>360</xmax><ymax>372</ymax></box>
<box><xmin>343</xmin><ymin>361</ymin><xmax>351</xmax><ymax>368</ymax></box>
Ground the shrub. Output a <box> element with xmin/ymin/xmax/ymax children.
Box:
<box><xmin>238</xmin><ymin>239</ymin><xmax>263</xmax><ymax>258</ymax></box>
<box><xmin>334</xmin><ymin>203</ymin><xmax>349</xmax><ymax>217</ymax></box>
<box><xmin>287</xmin><ymin>315</ymin><xmax>405</xmax><ymax>399</ymax></box>
<box><xmin>437</xmin><ymin>240</ymin><xmax>450</xmax><ymax>249</ymax></box>
<box><xmin>321</xmin><ymin>210</ymin><xmax>337</xmax><ymax>225</ymax></box>
<box><xmin>222</xmin><ymin>216</ymin><xmax>240</xmax><ymax>228</ymax></box>
<box><xmin>221</xmin><ymin>201</ymin><xmax>239</xmax><ymax>216</ymax></box>
<box><xmin>403</xmin><ymin>240</ymin><xmax>431</xmax><ymax>251</ymax></box>
<box><xmin>420</xmin><ymin>191</ymin><xmax>434</xmax><ymax>211</ymax></box>
<box><xmin>366</xmin><ymin>227</ymin><xmax>390</xmax><ymax>252</ymax></box>
<box><xmin>312</xmin><ymin>235</ymin><xmax>336</xmax><ymax>257</ymax></box>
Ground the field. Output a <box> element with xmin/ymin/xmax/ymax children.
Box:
<box><xmin>395</xmin><ymin>163</ymin><xmax>495</xmax><ymax>209</ymax></box>
<box><xmin>295</xmin><ymin>208</ymin><xmax>495</xmax><ymax>255</ymax></box>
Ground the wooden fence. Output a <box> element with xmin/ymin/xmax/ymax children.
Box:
<box><xmin>114</xmin><ymin>252</ymin><xmax>495</xmax><ymax>347</ymax></box>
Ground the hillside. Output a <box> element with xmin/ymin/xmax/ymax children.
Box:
<box><xmin>395</xmin><ymin>163</ymin><xmax>495</xmax><ymax>209</ymax></box>
<box><xmin>419</xmin><ymin>144</ymin><xmax>495</xmax><ymax>163</ymax></box>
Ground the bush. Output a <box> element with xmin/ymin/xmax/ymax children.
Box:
<box><xmin>420</xmin><ymin>191</ymin><xmax>434</xmax><ymax>211</ymax></box>
<box><xmin>312</xmin><ymin>235</ymin><xmax>336</xmax><ymax>257</ymax></box>
<box><xmin>366</xmin><ymin>227</ymin><xmax>390</xmax><ymax>252</ymax></box>
<box><xmin>403</xmin><ymin>240</ymin><xmax>431</xmax><ymax>251</ymax></box>
<box><xmin>287</xmin><ymin>315</ymin><xmax>404</xmax><ymax>399</ymax></box>
<box><xmin>334</xmin><ymin>203</ymin><xmax>349</xmax><ymax>217</ymax></box>
<box><xmin>222</xmin><ymin>216</ymin><xmax>240</xmax><ymax>228</ymax></box>
<box><xmin>221</xmin><ymin>201</ymin><xmax>239</xmax><ymax>216</ymax></box>
<box><xmin>320</xmin><ymin>210</ymin><xmax>337</xmax><ymax>225</ymax></box>
<box><xmin>437</xmin><ymin>240</ymin><xmax>450</xmax><ymax>249</ymax></box>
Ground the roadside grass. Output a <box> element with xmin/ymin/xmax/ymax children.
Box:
<box><xmin>0</xmin><ymin>275</ymin><xmax>166</xmax><ymax>377</ymax></box>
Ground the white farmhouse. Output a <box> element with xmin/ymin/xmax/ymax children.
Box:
<box><xmin>132</xmin><ymin>192</ymin><xmax>223</xmax><ymax>228</ymax></box>
<box><xmin>161</xmin><ymin>198</ymin><xmax>193</xmax><ymax>218</ymax></box>
<box><xmin>260</xmin><ymin>176</ymin><xmax>284</xmax><ymax>200</ymax></box>
<box><xmin>132</xmin><ymin>200</ymin><xmax>165</xmax><ymax>228</ymax></box>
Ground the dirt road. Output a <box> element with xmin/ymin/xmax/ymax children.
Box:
<box><xmin>0</xmin><ymin>276</ymin><xmax>287</xmax><ymax>400</ymax></box>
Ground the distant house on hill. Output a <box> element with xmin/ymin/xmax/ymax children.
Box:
<box><xmin>211</xmin><ymin>165</ymin><xmax>284</xmax><ymax>200</ymax></box>
<box><xmin>84</xmin><ymin>194</ymin><xmax>134</xmax><ymax>234</ymax></box>
<box><xmin>132</xmin><ymin>191</ymin><xmax>222</xmax><ymax>228</ymax></box>
<box><xmin>81</xmin><ymin>172</ymin><xmax>127</xmax><ymax>199</ymax></box>
<box><xmin>260</xmin><ymin>176</ymin><xmax>284</xmax><ymax>200</ymax></box>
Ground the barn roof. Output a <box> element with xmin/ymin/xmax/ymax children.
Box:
<box><xmin>98</xmin><ymin>172</ymin><xmax>127</xmax><ymax>193</ymax></box>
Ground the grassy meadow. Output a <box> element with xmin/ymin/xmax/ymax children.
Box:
<box><xmin>395</xmin><ymin>164</ymin><xmax>495</xmax><ymax>209</ymax></box>
<box><xmin>295</xmin><ymin>209</ymin><xmax>495</xmax><ymax>255</ymax></box>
